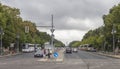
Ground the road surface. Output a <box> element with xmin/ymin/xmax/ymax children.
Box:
<box><xmin>64</xmin><ymin>50</ymin><xmax>120</xmax><ymax>69</ymax></box>
<box><xmin>0</xmin><ymin>50</ymin><xmax>120</xmax><ymax>69</ymax></box>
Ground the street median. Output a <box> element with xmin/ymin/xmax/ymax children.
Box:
<box><xmin>37</xmin><ymin>49</ymin><xmax>64</xmax><ymax>62</ymax></box>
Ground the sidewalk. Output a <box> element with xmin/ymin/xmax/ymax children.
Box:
<box><xmin>37</xmin><ymin>49</ymin><xmax>64</xmax><ymax>62</ymax></box>
<box><xmin>97</xmin><ymin>52</ymin><xmax>120</xmax><ymax>59</ymax></box>
<box><xmin>0</xmin><ymin>53</ymin><xmax>21</xmax><ymax>58</ymax></box>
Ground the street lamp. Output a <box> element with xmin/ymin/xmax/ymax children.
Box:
<box><xmin>0</xmin><ymin>27</ymin><xmax>4</xmax><ymax>55</ymax></box>
<box><xmin>118</xmin><ymin>38</ymin><xmax>120</xmax><ymax>43</ymax></box>
<box><xmin>100</xmin><ymin>35</ymin><xmax>104</xmax><ymax>52</ymax></box>
<box><xmin>16</xmin><ymin>34</ymin><xmax>20</xmax><ymax>53</ymax></box>
<box><xmin>111</xmin><ymin>24</ymin><xmax>116</xmax><ymax>54</ymax></box>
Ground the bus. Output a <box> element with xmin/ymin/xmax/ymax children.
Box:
<box><xmin>79</xmin><ymin>44</ymin><xmax>95</xmax><ymax>51</ymax></box>
<box><xmin>22</xmin><ymin>43</ymin><xmax>35</xmax><ymax>53</ymax></box>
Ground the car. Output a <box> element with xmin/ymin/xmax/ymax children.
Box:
<box><xmin>90</xmin><ymin>48</ymin><xmax>97</xmax><ymax>52</ymax></box>
<box><xmin>72</xmin><ymin>48</ymin><xmax>78</xmax><ymax>53</ymax></box>
<box><xmin>22</xmin><ymin>49</ymin><xmax>30</xmax><ymax>53</ymax></box>
<box><xmin>34</xmin><ymin>50</ymin><xmax>43</xmax><ymax>58</ymax></box>
<box><xmin>66</xmin><ymin>47</ymin><xmax>72</xmax><ymax>53</ymax></box>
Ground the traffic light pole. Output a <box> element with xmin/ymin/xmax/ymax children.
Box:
<box><xmin>0</xmin><ymin>27</ymin><xmax>3</xmax><ymax>55</ymax></box>
<box><xmin>51</xmin><ymin>14</ymin><xmax>55</xmax><ymax>49</ymax></box>
<box><xmin>0</xmin><ymin>32</ymin><xmax>3</xmax><ymax>55</ymax></box>
<box><xmin>36</xmin><ymin>14</ymin><xmax>55</xmax><ymax>50</ymax></box>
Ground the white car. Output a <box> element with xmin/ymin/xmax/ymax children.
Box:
<box><xmin>73</xmin><ymin>48</ymin><xmax>78</xmax><ymax>53</ymax></box>
<box><xmin>34</xmin><ymin>50</ymin><xmax>43</xmax><ymax>58</ymax></box>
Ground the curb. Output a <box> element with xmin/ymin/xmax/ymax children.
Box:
<box><xmin>0</xmin><ymin>53</ymin><xmax>22</xmax><ymax>58</ymax></box>
<box><xmin>97</xmin><ymin>53</ymin><xmax>120</xmax><ymax>59</ymax></box>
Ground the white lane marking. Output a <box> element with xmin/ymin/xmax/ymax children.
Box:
<box><xmin>0</xmin><ymin>62</ymin><xmax>7</xmax><ymax>65</ymax></box>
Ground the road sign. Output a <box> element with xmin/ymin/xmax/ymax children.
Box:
<box><xmin>25</xmin><ymin>26</ymin><xmax>29</xmax><ymax>33</ymax></box>
<box><xmin>50</xmin><ymin>29</ymin><xmax>55</xmax><ymax>33</ymax></box>
<box><xmin>53</xmin><ymin>52</ymin><xmax>58</xmax><ymax>58</ymax></box>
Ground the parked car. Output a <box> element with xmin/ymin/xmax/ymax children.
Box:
<box><xmin>72</xmin><ymin>48</ymin><xmax>78</xmax><ymax>53</ymax></box>
<box><xmin>34</xmin><ymin>50</ymin><xmax>43</xmax><ymax>58</ymax></box>
<box><xmin>66</xmin><ymin>47</ymin><xmax>72</xmax><ymax>53</ymax></box>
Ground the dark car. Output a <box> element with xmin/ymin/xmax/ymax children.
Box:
<box><xmin>34</xmin><ymin>50</ymin><xmax>43</xmax><ymax>58</ymax></box>
<box><xmin>66</xmin><ymin>47</ymin><xmax>72</xmax><ymax>53</ymax></box>
<box><xmin>90</xmin><ymin>48</ymin><xmax>97</xmax><ymax>52</ymax></box>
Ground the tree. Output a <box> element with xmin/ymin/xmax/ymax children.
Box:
<box><xmin>0</xmin><ymin>3</ymin><xmax>64</xmax><ymax>49</ymax></box>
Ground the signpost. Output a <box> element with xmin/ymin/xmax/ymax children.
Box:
<box><xmin>53</xmin><ymin>52</ymin><xmax>58</xmax><ymax>58</ymax></box>
<box><xmin>25</xmin><ymin>26</ymin><xmax>29</xmax><ymax>33</ymax></box>
<box><xmin>53</xmin><ymin>52</ymin><xmax>58</xmax><ymax>62</ymax></box>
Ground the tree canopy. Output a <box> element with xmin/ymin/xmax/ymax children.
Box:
<box><xmin>70</xmin><ymin>3</ymin><xmax>120</xmax><ymax>51</ymax></box>
<box><xmin>0</xmin><ymin>3</ymin><xmax>64</xmax><ymax>48</ymax></box>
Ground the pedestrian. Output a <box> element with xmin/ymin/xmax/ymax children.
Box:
<box><xmin>43</xmin><ymin>49</ymin><xmax>46</xmax><ymax>58</ymax></box>
<box><xmin>48</xmin><ymin>49</ymin><xmax>50</xmax><ymax>58</ymax></box>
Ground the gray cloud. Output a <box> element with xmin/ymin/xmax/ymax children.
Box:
<box><xmin>1</xmin><ymin>0</ymin><xmax>119</xmax><ymax>30</ymax></box>
<box><xmin>1</xmin><ymin>0</ymin><xmax>120</xmax><ymax>43</ymax></box>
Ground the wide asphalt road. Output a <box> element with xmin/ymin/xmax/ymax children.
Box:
<box><xmin>0</xmin><ymin>50</ymin><xmax>120</xmax><ymax>69</ymax></box>
<box><xmin>64</xmin><ymin>50</ymin><xmax>120</xmax><ymax>69</ymax></box>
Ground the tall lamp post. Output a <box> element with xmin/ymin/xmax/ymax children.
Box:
<box><xmin>0</xmin><ymin>27</ymin><xmax>4</xmax><ymax>55</ymax></box>
<box><xmin>16</xmin><ymin>34</ymin><xmax>20</xmax><ymax>53</ymax></box>
<box><xmin>118</xmin><ymin>38</ymin><xmax>120</xmax><ymax>44</ymax></box>
<box><xmin>111</xmin><ymin>24</ymin><xmax>116</xmax><ymax>55</ymax></box>
<box><xmin>100</xmin><ymin>35</ymin><xmax>104</xmax><ymax>52</ymax></box>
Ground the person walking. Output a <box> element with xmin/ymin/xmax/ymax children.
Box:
<box><xmin>48</xmin><ymin>49</ymin><xmax>51</xmax><ymax>58</ymax></box>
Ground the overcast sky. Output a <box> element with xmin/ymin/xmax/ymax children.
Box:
<box><xmin>1</xmin><ymin>0</ymin><xmax>120</xmax><ymax>44</ymax></box>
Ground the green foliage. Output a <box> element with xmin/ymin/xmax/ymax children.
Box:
<box><xmin>71</xmin><ymin>3</ymin><xmax>120</xmax><ymax>51</ymax></box>
<box><xmin>102</xmin><ymin>4</ymin><xmax>120</xmax><ymax>51</ymax></box>
<box><xmin>69</xmin><ymin>41</ymin><xmax>81</xmax><ymax>47</ymax></box>
<box><xmin>54</xmin><ymin>40</ymin><xmax>65</xmax><ymax>47</ymax></box>
<box><xmin>0</xmin><ymin>3</ymin><xmax>64</xmax><ymax>48</ymax></box>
